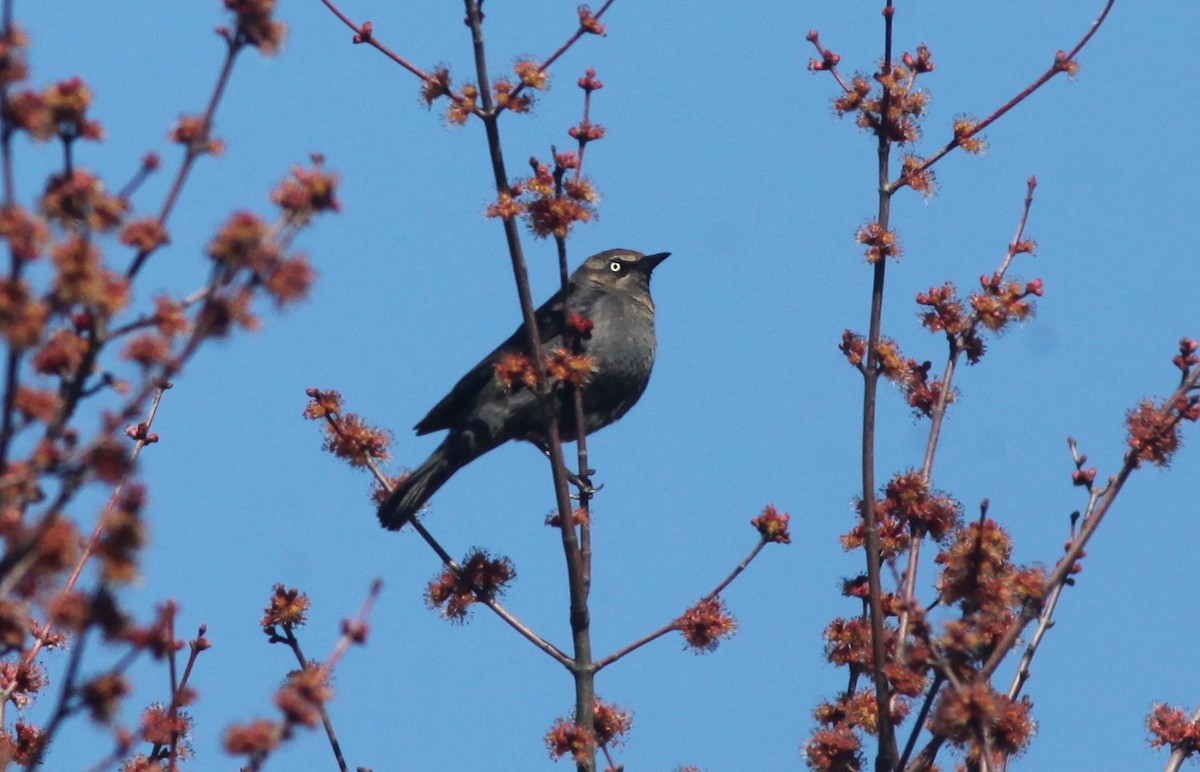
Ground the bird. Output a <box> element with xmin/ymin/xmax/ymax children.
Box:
<box><xmin>378</xmin><ymin>248</ymin><xmax>670</xmax><ymax>530</ymax></box>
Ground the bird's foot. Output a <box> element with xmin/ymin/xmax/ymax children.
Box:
<box><xmin>535</xmin><ymin>443</ymin><xmax>600</xmax><ymax>498</ymax></box>
<box><xmin>567</xmin><ymin>471</ymin><xmax>602</xmax><ymax>501</ymax></box>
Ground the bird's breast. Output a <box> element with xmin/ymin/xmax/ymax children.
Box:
<box><xmin>572</xmin><ymin>293</ymin><xmax>657</xmax><ymax>432</ymax></box>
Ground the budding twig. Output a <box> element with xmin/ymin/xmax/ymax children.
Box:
<box><xmin>891</xmin><ymin>0</ymin><xmax>1116</xmax><ymax>192</ymax></box>
<box><xmin>594</xmin><ymin>537</ymin><xmax>769</xmax><ymax>671</ymax></box>
<box><xmin>981</xmin><ymin>364</ymin><xmax>1200</xmax><ymax>681</ymax></box>
<box><xmin>895</xmin><ymin>177</ymin><xmax>1038</xmax><ymax>657</ymax></box>
<box><xmin>361</xmin><ymin>454</ymin><xmax>573</xmax><ymax>667</ymax></box>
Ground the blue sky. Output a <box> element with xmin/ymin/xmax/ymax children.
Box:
<box><xmin>21</xmin><ymin>1</ymin><xmax>1200</xmax><ymax>769</ymax></box>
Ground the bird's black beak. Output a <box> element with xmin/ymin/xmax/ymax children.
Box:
<box><xmin>641</xmin><ymin>252</ymin><xmax>670</xmax><ymax>270</ymax></box>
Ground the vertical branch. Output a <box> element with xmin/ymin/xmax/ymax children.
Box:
<box><xmin>554</xmin><ymin>65</ymin><xmax>603</xmax><ymax>588</ymax></box>
<box><xmin>554</xmin><ymin>231</ymin><xmax>593</xmax><ymax>587</ymax></box>
<box><xmin>860</xmin><ymin>2</ymin><xmax>899</xmax><ymax>768</ymax></box>
<box><xmin>0</xmin><ymin>7</ymin><xmax>22</xmax><ymax>471</ymax></box>
<box><xmin>461</xmin><ymin>3</ymin><xmax>595</xmax><ymax>767</ymax></box>
<box><xmin>0</xmin><ymin>0</ymin><xmax>14</xmax><ymax>209</ymax></box>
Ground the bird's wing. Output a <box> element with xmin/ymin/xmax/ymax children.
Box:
<box><xmin>413</xmin><ymin>286</ymin><xmax>569</xmax><ymax>435</ymax></box>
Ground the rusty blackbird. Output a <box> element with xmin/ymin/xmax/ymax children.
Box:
<box><xmin>378</xmin><ymin>248</ymin><xmax>669</xmax><ymax>530</ymax></box>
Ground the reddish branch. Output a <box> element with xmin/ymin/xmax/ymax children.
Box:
<box><xmin>808</xmin><ymin>2</ymin><xmax>1124</xmax><ymax>770</ymax></box>
<box><xmin>892</xmin><ymin>0</ymin><xmax>1116</xmax><ymax>192</ymax></box>
<box><xmin>894</xmin><ymin>177</ymin><xmax>1038</xmax><ymax>656</ymax></box>
<box><xmin>982</xmin><ymin>364</ymin><xmax>1200</xmax><ymax>681</ymax></box>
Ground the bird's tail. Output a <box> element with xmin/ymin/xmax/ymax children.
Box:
<box><xmin>377</xmin><ymin>448</ymin><xmax>456</xmax><ymax>531</ymax></box>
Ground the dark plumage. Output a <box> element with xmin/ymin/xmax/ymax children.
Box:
<box><xmin>378</xmin><ymin>248</ymin><xmax>669</xmax><ymax>530</ymax></box>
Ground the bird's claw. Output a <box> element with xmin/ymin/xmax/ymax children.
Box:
<box><xmin>569</xmin><ymin>480</ymin><xmax>603</xmax><ymax>501</ymax></box>
<box><xmin>535</xmin><ymin>444</ymin><xmax>601</xmax><ymax>497</ymax></box>
<box><xmin>566</xmin><ymin>469</ymin><xmax>602</xmax><ymax>499</ymax></box>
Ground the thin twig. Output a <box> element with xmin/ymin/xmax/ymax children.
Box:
<box><xmin>981</xmin><ymin>365</ymin><xmax>1200</xmax><ymax>681</ymax></box>
<box><xmin>894</xmin><ymin>178</ymin><xmax>1038</xmax><ymax>657</ymax></box>
<box><xmin>13</xmin><ymin>385</ymin><xmax>169</xmax><ymax>676</ymax></box>
<box><xmin>537</xmin><ymin>0</ymin><xmax>616</xmax><ymax>74</ymax></box>
<box><xmin>804</xmin><ymin>31</ymin><xmax>853</xmax><ymax>93</ymax></box>
<box><xmin>359</xmin><ymin>454</ymin><xmax>573</xmax><ymax>667</ymax></box>
<box><xmin>127</xmin><ymin>35</ymin><xmax>245</xmax><ymax>277</ymax></box>
<box><xmin>1006</xmin><ymin>580</ymin><xmax>1065</xmax><ymax>701</ymax></box>
<box><xmin>891</xmin><ymin>0</ymin><xmax>1116</xmax><ymax>192</ymax></box>
<box><xmin>898</xmin><ymin>672</ymin><xmax>945</xmax><ymax>770</ymax></box>
<box><xmin>24</xmin><ymin>588</ymin><xmax>100</xmax><ymax>768</ymax></box>
<box><xmin>254</xmin><ymin>579</ymin><xmax>384</xmax><ymax>772</ymax></box>
<box><xmin>318</xmin><ymin>0</ymin><xmax>439</xmax><ymax>84</ymax></box>
<box><xmin>277</xmin><ymin>626</ymin><xmax>350</xmax><ymax>772</ymax></box>
<box><xmin>162</xmin><ymin>625</ymin><xmax>209</xmax><ymax>765</ymax></box>
<box><xmin>595</xmin><ymin>538</ymin><xmax>768</xmax><ymax>671</ymax></box>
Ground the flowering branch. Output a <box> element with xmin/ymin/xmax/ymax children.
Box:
<box><xmin>891</xmin><ymin>0</ymin><xmax>1116</xmax><ymax>192</ymax></box>
<box><xmin>304</xmin><ymin>390</ymin><xmax>574</xmax><ymax>667</ymax></box>
<box><xmin>127</xmin><ymin>3</ymin><xmax>286</xmax><ymax>278</ymax></box>
<box><xmin>894</xmin><ymin>177</ymin><xmax>1039</xmax><ymax>654</ymax></box>
<box><xmin>227</xmin><ymin>580</ymin><xmax>382</xmax><ymax>770</ymax></box>
<box><xmin>0</xmin><ymin>3</ymin><xmax>334</xmax><ymax>766</ymax></box>
<box><xmin>804</xmin><ymin>2</ymin><xmax>1144</xmax><ymax>770</ymax></box>
<box><xmin>3</xmin><ymin>381</ymin><xmax>169</xmax><ymax>706</ymax></box>
<box><xmin>981</xmin><ymin>351</ymin><xmax>1200</xmax><ymax>682</ymax></box>
<box><xmin>594</xmin><ymin>507</ymin><xmax>790</xmax><ymax>671</ymax></box>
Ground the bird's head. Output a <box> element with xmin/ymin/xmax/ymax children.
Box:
<box><xmin>576</xmin><ymin>249</ymin><xmax>670</xmax><ymax>293</ymax></box>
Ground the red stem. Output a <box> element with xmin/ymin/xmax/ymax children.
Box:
<box><xmin>859</xmin><ymin>2</ymin><xmax>899</xmax><ymax>767</ymax></box>
<box><xmin>318</xmin><ymin>0</ymin><xmax>438</xmax><ymax>84</ymax></box>
<box><xmin>893</xmin><ymin>0</ymin><xmax>1116</xmax><ymax>191</ymax></box>
<box><xmin>128</xmin><ymin>37</ymin><xmax>245</xmax><ymax>278</ymax></box>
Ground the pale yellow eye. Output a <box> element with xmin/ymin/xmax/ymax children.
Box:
<box><xmin>608</xmin><ymin>261</ymin><xmax>621</xmax><ymax>272</ymax></box>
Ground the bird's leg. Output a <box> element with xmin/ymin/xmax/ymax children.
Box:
<box><xmin>534</xmin><ymin>442</ymin><xmax>601</xmax><ymax>499</ymax></box>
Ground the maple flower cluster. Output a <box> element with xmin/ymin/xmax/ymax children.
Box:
<box><xmin>222</xmin><ymin>0</ymin><xmax>286</xmax><ymax>54</ymax></box>
<box><xmin>841</xmin><ymin>473</ymin><xmax>959</xmax><ymax>559</ymax></box>
<box><xmin>304</xmin><ymin>388</ymin><xmax>390</xmax><ymax>470</ymax></box>
<box><xmin>425</xmin><ymin>549</ymin><xmax>517</xmax><ymax>623</ymax></box>
<box><xmin>260</xmin><ymin>583</ymin><xmax>310</xmax><ymax>632</ymax></box>
<box><xmin>839</xmin><ymin>331</ymin><xmax>953</xmax><ymax>418</ymax></box>
<box><xmin>1148</xmin><ymin>703</ymin><xmax>1200</xmax><ymax>760</ymax></box>
<box><xmin>226</xmin><ymin>584</ymin><xmax>364</xmax><ymax>761</ymax></box>
<box><xmin>829</xmin><ymin>46</ymin><xmax>933</xmax><ymax>146</ymax></box>
<box><xmin>676</xmin><ymin>596</ymin><xmax>737</xmax><ymax>653</ymax></box>
<box><xmin>855</xmin><ymin>221</ymin><xmax>901</xmax><ymax>264</ymax></box>
<box><xmin>419</xmin><ymin>58</ymin><xmax>544</xmax><ymax>125</ymax></box>
<box><xmin>487</xmin><ymin>152</ymin><xmax>601</xmax><ymax>240</ymax></box>
<box><xmin>545</xmin><ymin>697</ymin><xmax>630</xmax><ymax>762</ymax></box>
<box><xmin>1123</xmin><ymin>339</ymin><xmax>1200</xmax><ymax>468</ymax></box>
<box><xmin>751</xmin><ymin>504</ymin><xmax>792</xmax><ymax>544</ymax></box>
<box><xmin>492</xmin><ymin>346</ymin><xmax>594</xmax><ymax>393</ymax></box>
<box><xmin>809</xmin><ymin>510</ymin><xmax>1044</xmax><ymax>770</ymax></box>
